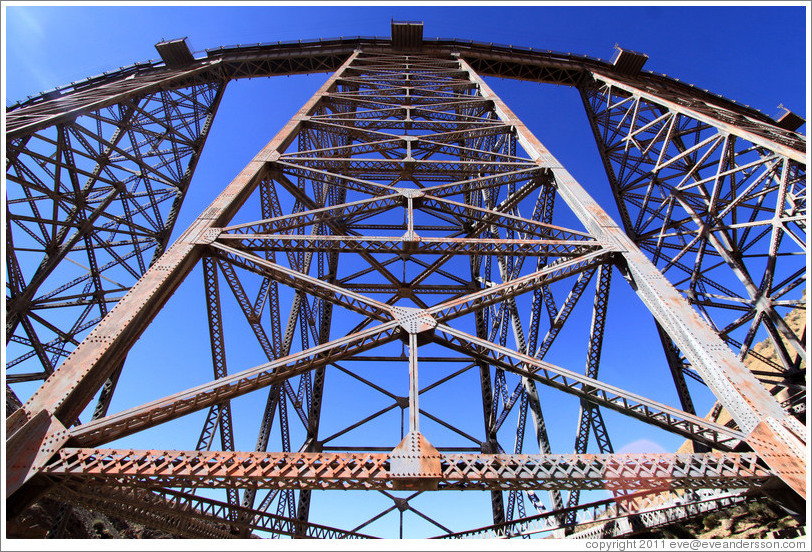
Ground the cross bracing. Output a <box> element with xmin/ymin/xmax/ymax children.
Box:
<box><xmin>5</xmin><ymin>34</ymin><xmax>806</xmax><ymax>539</ymax></box>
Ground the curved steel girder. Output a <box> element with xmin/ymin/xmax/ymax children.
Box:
<box><xmin>8</xmin><ymin>39</ymin><xmax>802</xmax><ymax>156</ymax></box>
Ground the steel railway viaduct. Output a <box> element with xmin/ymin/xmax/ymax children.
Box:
<box><xmin>5</xmin><ymin>22</ymin><xmax>807</xmax><ymax>539</ymax></box>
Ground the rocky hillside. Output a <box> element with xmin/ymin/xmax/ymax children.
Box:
<box><xmin>629</xmin><ymin>500</ymin><xmax>805</xmax><ymax>540</ymax></box>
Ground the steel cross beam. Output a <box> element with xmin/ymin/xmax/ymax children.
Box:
<box><xmin>40</xmin><ymin>448</ymin><xmax>770</xmax><ymax>492</ymax></box>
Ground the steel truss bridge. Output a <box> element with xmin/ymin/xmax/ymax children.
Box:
<box><xmin>5</xmin><ymin>22</ymin><xmax>807</xmax><ymax>539</ymax></box>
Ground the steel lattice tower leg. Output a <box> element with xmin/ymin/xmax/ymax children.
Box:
<box><xmin>6</xmin><ymin>49</ymin><xmax>806</xmax><ymax>539</ymax></box>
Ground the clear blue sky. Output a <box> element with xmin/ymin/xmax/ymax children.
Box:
<box><xmin>4</xmin><ymin>3</ymin><xmax>808</xmax><ymax>540</ymax></box>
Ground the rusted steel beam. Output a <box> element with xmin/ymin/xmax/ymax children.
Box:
<box><xmin>217</xmin><ymin>234</ymin><xmax>600</xmax><ymax>257</ymax></box>
<box><xmin>41</xmin><ymin>448</ymin><xmax>770</xmax><ymax>492</ymax></box>
<box><xmin>221</xmin><ymin>192</ymin><xmax>591</xmax><ymax>242</ymax></box>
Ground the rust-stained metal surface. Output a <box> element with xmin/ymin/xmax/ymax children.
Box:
<box><xmin>40</xmin><ymin>448</ymin><xmax>770</xmax><ymax>491</ymax></box>
<box><xmin>5</xmin><ymin>31</ymin><xmax>806</xmax><ymax>539</ymax></box>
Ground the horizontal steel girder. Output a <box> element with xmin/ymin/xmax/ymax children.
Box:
<box><xmin>42</xmin><ymin>448</ymin><xmax>770</xmax><ymax>492</ymax></box>
<box><xmin>8</xmin><ymin>40</ymin><xmax>802</xmax><ymax>157</ymax></box>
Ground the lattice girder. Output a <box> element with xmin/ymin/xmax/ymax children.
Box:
<box><xmin>41</xmin><ymin>448</ymin><xmax>770</xmax><ymax>491</ymax></box>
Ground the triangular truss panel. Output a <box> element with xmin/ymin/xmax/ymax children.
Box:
<box><xmin>5</xmin><ymin>46</ymin><xmax>807</xmax><ymax>539</ymax></box>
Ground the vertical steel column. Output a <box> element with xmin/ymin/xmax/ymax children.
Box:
<box><xmin>566</xmin><ymin>263</ymin><xmax>615</xmax><ymax>523</ymax></box>
<box><xmin>408</xmin><ymin>332</ymin><xmax>421</xmax><ymax>433</ymax></box>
